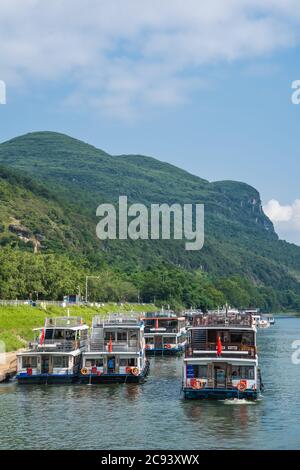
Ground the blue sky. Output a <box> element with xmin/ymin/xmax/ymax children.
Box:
<box><xmin>0</xmin><ymin>1</ymin><xmax>300</xmax><ymax>243</ymax></box>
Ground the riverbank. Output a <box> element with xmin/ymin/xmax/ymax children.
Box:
<box><xmin>0</xmin><ymin>352</ymin><xmax>19</xmax><ymax>382</ymax></box>
<box><xmin>0</xmin><ymin>303</ymin><xmax>155</xmax><ymax>352</ymax></box>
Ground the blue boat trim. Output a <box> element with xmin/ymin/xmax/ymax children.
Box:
<box><xmin>79</xmin><ymin>360</ymin><xmax>150</xmax><ymax>384</ymax></box>
<box><xmin>183</xmin><ymin>387</ymin><xmax>259</xmax><ymax>400</ymax></box>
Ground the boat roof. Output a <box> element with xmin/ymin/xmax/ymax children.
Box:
<box><xmin>92</xmin><ymin>314</ymin><xmax>144</xmax><ymax>328</ymax></box>
<box><xmin>33</xmin><ymin>316</ymin><xmax>88</xmax><ymax>331</ymax></box>
<box><xmin>191</xmin><ymin>312</ymin><xmax>254</xmax><ymax>329</ymax></box>
<box><xmin>33</xmin><ymin>325</ymin><xmax>88</xmax><ymax>331</ymax></box>
<box><xmin>143</xmin><ymin>311</ymin><xmax>184</xmax><ymax>320</ymax></box>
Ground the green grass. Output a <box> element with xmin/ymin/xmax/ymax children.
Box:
<box><xmin>0</xmin><ymin>303</ymin><xmax>155</xmax><ymax>352</ymax></box>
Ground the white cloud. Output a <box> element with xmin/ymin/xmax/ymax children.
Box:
<box><xmin>263</xmin><ymin>199</ymin><xmax>300</xmax><ymax>245</ymax></box>
<box><xmin>0</xmin><ymin>0</ymin><xmax>300</xmax><ymax>118</ymax></box>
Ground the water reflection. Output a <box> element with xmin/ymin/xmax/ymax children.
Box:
<box><xmin>0</xmin><ymin>318</ymin><xmax>300</xmax><ymax>449</ymax></box>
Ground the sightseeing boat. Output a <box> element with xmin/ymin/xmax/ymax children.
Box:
<box><xmin>182</xmin><ymin>311</ymin><xmax>263</xmax><ymax>400</ymax></box>
<box><xmin>79</xmin><ymin>315</ymin><xmax>149</xmax><ymax>384</ymax></box>
<box><xmin>16</xmin><ymin>317</ymin><xmax>88</xmax><ymax>384</ymax></box>
<box><xmin>143</xmin><ymin>311</ymin><xmax>187</xmax><ymax>355</ymax></box>
<box><xmin>243</xmin><ymin>309</ymin><xmax>272</xmax><ymax>329</ymax></box>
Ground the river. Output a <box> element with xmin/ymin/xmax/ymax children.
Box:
<box><xmin>0</xmin><ymin>316</ymin><xmax>300</xmax><ymax>450</ymax></box>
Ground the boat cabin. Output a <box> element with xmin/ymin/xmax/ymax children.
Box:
<box><xmin>16</xmin><ymin>317</ymin><xmax>88</xmax><ymax>384</ymax></box>
<box><xmin>80</xmin><ymin>314</ymin><xmax>149</xmax><ymax>383</ymax></box>
<box><xmin>183</xmin><ymin>312</ymin><xmax>262</xmax><ymax>400</ymax></box>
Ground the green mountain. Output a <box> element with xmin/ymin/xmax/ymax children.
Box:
<box><xmin>0</xmin><ymin>131</ymin><xmax>300</xmax><ymax>310</ymax></box>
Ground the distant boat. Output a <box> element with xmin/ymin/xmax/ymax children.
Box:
<box><xmin>257</xmin><ymin>318</ymin><xmax>270</xmax><ymax>329</ymax></box>
<box><xmin>263</xmin><ymin>314</ymin><xmax>275</xmax><ymax>325</ymax></box>
<box><xmin>142</xmin><ymin>311</ymin><xmax>187</xmax><ymax>355</ymax></box>
<box><xmin>243</xmin><ymin>309</ymin><xmax>271</xmax><ymax>329</ymax></box>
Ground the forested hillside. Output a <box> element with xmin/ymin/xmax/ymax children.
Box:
<box><xmin>0</xmin><ymin>131</ymin><xmax>300</xmax><ymax>311</ymax></box>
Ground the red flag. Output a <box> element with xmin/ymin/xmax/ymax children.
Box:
<box><xmin>108</xmin><ymin>335</ymin><xmax>113</xmax><ymax>353</ymax></box>
<box><xmin>217</xmin><ymin>336</ymin><xmax>222</xmax><ymax>356</ymax></box>
<box><xmin>39</xmin><ymin>328</ymin><xmax>45</xmax><ymax>346</ymax></box>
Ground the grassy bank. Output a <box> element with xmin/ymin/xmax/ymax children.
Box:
<box><xmin>0</xmin><ymin>303</ymin><xmax>155</xmax><ymax>352</ymax></box>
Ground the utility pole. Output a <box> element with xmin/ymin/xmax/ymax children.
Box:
<box><xmin>85</xmin><ymin>275</ymin><xmax>101</xmax><ymax>303</ymax></box>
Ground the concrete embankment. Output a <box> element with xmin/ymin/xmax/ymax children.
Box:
<box><xmin>0</xmin><ymin>352</ymin><xmax>17</xmax><ymax>383</ymax></box>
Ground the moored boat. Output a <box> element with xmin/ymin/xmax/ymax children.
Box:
<box><xmin>79</xmin><ymin>314</ymin><xmax>149</xmax><ymax>384</ymax></box>
<box><xmin>263</xmin><ymin>314</ymin><xmax>275</xmax><ymax>325</ymax></box>
<box><xmin>244</xmin><ymin>309</ymin><xmax>271</xmax><ymax>329</ymax></box>
<box><xmin>182</xmin><ymin>311</ymin><xmax>263</xmax><ymax>400</ymax></box>
<box><xmin>143</xmin><ymin>311</ymin><xmax>187</xmax><ymax>355</ymax></box>
<box><xmin>16</xmin><ymin>317</ymin><xmax>88</xmax><ymax>384</ymax></box>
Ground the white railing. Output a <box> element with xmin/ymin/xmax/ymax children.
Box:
<box><xmin>88</xmin><ymin>340</ymin><xmax>140</xmax><ymax>353</ymax></box>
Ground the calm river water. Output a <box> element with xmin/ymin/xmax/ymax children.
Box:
<box><xmin>1</xmin><ymin>316</ymin><xmax>300</xmax><ymax>450</ymax></box>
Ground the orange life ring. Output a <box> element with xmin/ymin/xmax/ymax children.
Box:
<box><xmin>81</xmin><ymin>367</ymin><xmax>88</xmax><ymax>375</ymax></box>
<box><xmin>190</xmin><ymin>378</ymin><xmax>197</xmax><ymax>389</ymax></box>
<box><xmin>237</xmin><ymin>380</ymin><xmax>247</xmax><ymax>392</ymax></box>
<box><xmin>131</xmin><ymin>367</ymin><xmax>139</xmax><ymax>376</ymax></box>
<box><xmin>145</xmin><ymin>344</ymin><xmax>150</xmax><ymax>349</ymax></box>
<box><xmin>190</xmin><ymin>378</ymin><xmax>205</xmax><ymax>389</ymax></box>
<box><xmin>164</xmin><ymin>344</ymin><xmax>172</xmax><ymax>349</ymax></box>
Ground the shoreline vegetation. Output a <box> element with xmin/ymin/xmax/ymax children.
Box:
<box><xmin>0</xmin><ymin>303</ymin><xmax>155</xmax><ymax>353</ymax></box>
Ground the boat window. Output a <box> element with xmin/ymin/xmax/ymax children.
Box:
<box><xmin>105</xmin><ymin>331</ymin><xmax>116</xmax><ymax>341</ymax></box>
<box><xmin>232</xmin><ymin>366</ymin><xmax>254</xmax><ymax>379</ymax></box>
<box><xmin>65</xmin><ymin>330</ymin><xmax>76</xmax><ymax>341</ymax></box>
<box><xmin>53</xmin><ymin>356</ymin><xmax>69</xmax><ymax>368</ymax></box>
<box><xmin>80</xmin><ymin>330</ymin><xmax>88</xmax><ymax>339</ymax></box>
<box><xmin>22</xmin><ymin>356</ymin><xmax>37</xmax><ymax>368</ymax></box>
<box><xmin>117</xmin><ymin>331</ymin><xmax>127</xmax><ymax>341</ymax></box>
<box><xmin>160</xmin><ymin>320</ymin><xmax>177</xmax><ymax>330</ymax></box>
<box><xmin>207</xmin><ymin>330</ymin><xmax>216</xmax><ymax>342</ymax></box>
<box><xmin>45</xmin><ymin>329</ymin><xmax>53</xmax><ymax>340</ymax></box>
<box><xmin>230</xmin><ymin>332</ymin><xmax>253</xmax><ymax>344</ymax></box>
<box><xmin>53</xmin><ymin>329</ymin><xmax>65</xmax><ymax>340</ymax></box>
<box><xmin>85</xmin><ymin>358</ymin><xmax>104</xmax><ymax>367</ymax></box>
<box><xmin>188</xmin><ymin>365</ymin><xmax>207</xmax><ymax>378</ymax></box>
<box><xmin>119</xmin><ymin>358</ymin><xmax>136</xmax><ymax>366</ymax></box>
<box><xmin>164</xmin><ymin>337</ymin><xmax>176</xmax><ymax>344</ymax></box>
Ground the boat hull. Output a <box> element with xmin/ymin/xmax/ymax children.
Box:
<box><xmin>183</xmin><ymin>387</ymin><xmax>259</xmax><ymax>400</ymax></box>
<box><xmin>16</xmin><ymin>374</ymin><xmax>77</xmax><ymax>385</ymax></box>
<box><xmin>79</xmin><ymin>361</ymin><xmax>150</xmax><ymax>384</ymax></box>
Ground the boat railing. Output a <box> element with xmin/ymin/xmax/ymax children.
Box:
<box><xmin>92</xmin><ymin>315</ymin><xmax>143</xmax><ymax>328</ymax></box>
<box><xmin>44</xmin><ymin>317</ymin><xmax>84</xmax><ymax>327</ymax></box>
<box><xmin>143</xmin><ymin>311</ymin><xmax>177</xmax><ymax>319</ymax></box>
<box><xmin>88</xmin><ymin>339</ymin><xmax>140</xmax><ymax>353</ymax></box>
<box><xmin>29</xmin><ymin>339</ymin><xmax>87</xmax><ymax>352</ymax></box>
<box><xmin>192</xmin><ymin>313</ymin><xmax>253</xmax><ymax>328</ymax></box>
<box><xmin>144</xmin><ymin>326</ymin><xmax>179</xmax><ymax>333</ymax></box>
<box><xmin>186</xmin><ymin>342</ymin><xmax>256</xmax><ymax>358</ymax></box>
